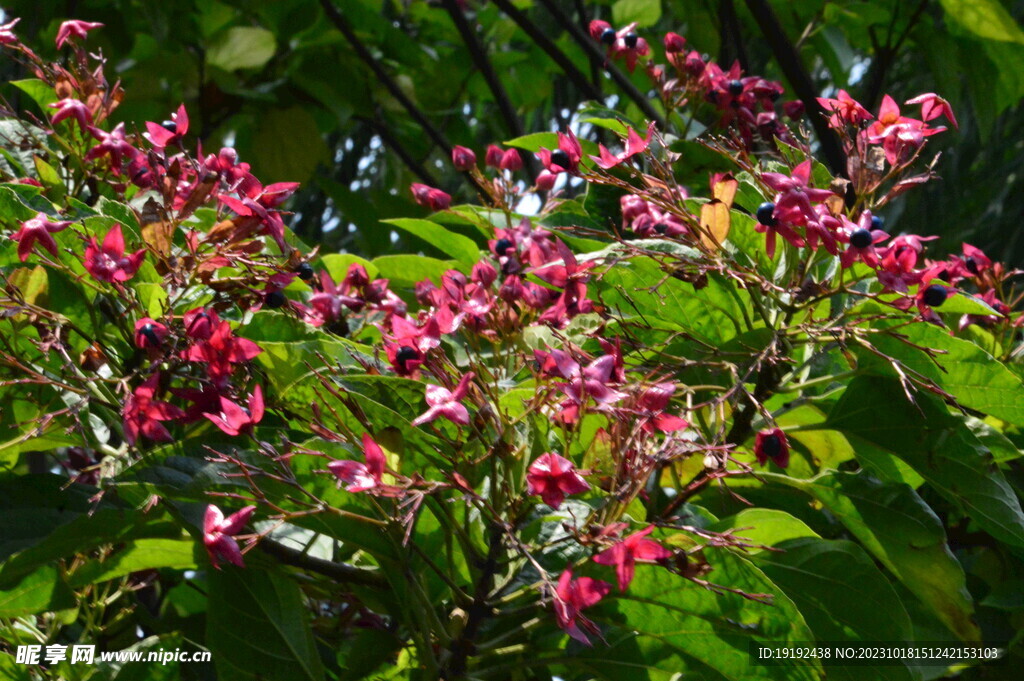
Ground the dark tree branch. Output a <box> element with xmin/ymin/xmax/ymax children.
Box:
<box><xmin>441</xmin><ymin>0</ymin><xmax>540</xmax><ymax>181</ymax></box>
<box><xmin>742</xmin><ymin>0</ymin><xmax>847</xmax><ymax>178</ymax></box>
<box><xmin>570</xmin><ymin>0</ymin><xmax>603</xmax><ymax>91</ymax></box>
<box><xmin>860</xmin><ymin>0</ymin><xmax>929</xmax><ymax>110</ymax></box>
<box><xmin>490</xmin><ymin>0</ymin><xmax>604</xmax><ymax>102</ymax></box>
<box><xmin>360</xmin><ymin>113</ymin><xmax>440</xmax><ymax>187</ymax></box>
<box><xmin>320</xmin><ymin>0</ymin><xmax>452</xmax><ymax>155</ymax></box>
<box><xmin>718</xmin><ymin>0</ymin><xmax>749</xmax><ymax>71</ymax></box>
<box><xmin>535</xmin><ymin>0</ymin><xmax>666</xmax><ymax>128</ymax></box>
<box><xmin>442</xmin><ymin>0</ymin><xmax>523</xmax><ymax>141</ymax></box>
<box><xmin>260</xmin><ymin>538</ymin><xmax>387</xmax><ymax>588</ymax></box>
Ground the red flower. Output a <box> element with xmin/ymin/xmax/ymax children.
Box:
<box><xmin>411</xmin><ymin>372</ymin><xmax>474</xmax><ymax>427</ymax></box>
<box><xmin>590</xmin><ymin>123</ymin><xmax>654</xmax><ymax>170</ymax></box>
<box><xmin>410</xmin><ymin>183</ymin><xmax>451</xmax><ymax>211</ymax></box>
<box><xmin>451</xmin><ymin>145</ymin><xmax>476</xmax><ymax>171</ymax></box>
<box><xmin>49</xmin><ymin>98</ymin><xmax>93</xmax><ymax>130</ymax></box>
<box><xmin>184</xmin><ymin>320</ymin><xmax>262</xmax><ymax>385</ymax></box>
<box><xmin>816</xmin><ymin>89</ymin><xmax>872</xmax><ymax>129</ymax></box>
<box><xmin>83</xmin><ymin>224</ymin><xmax>145</xmax><ymax>283</ymax></box>
<box><xmin>203</xmin><ymin>504</ymin><xmax>255</xmax><ymax>569</ymax></box>
<box><xmin>637</xmin><ymin>382</ymin><xmax>689</xmax><ymax>433</ymax></box>
<box><xmin>309</xmin><ymin>269</ymin><xmax>364</xmax><ymax>324</ymax></box>
<box><xmin>328</xmin><ymin>432</ymin><xmax>386</xmax><ymax>493</ymax></box>
<box><xmin>144</xmin><ymin>104</ymin><xmax>189</xmax><ymax>149</ymax></box>
<box><xmin>55</xmin><ymin>20</ymin><xmax>103</xmax><ymax>49</ymax></box>
<box><xmin>553</xmin><ymin>568</ymin><xmax>611</xmax><ymax>646</ymax></box>
<box><xmin>11</xmin><ymin>212</ymin><xmax>71</xmax><ymax>262</ymax></box>
<box><xmin>484</xmin><ymin>144</ymin><xmax>504</xmax><ymax>168</ymax></box>
<box><xmin>204</xmin><ymin>385</ymin><xmax>265</xmax><ymax>436</ymax></box>
<box><xmin>537</xmin><ymin>130</ymin><xmax>583</xmax><ymax>174</ymax></box>
<box><xmin>526</xmin><ymin>453</ymin><xmax>590</xmax><ymax>509</ymax></box>
<box><xmin>499</xmin><ymin>148</ymin><xmax>523</xmax><ymax>172</ymax></box>
<box><xmin>123</xmin><ymin>374</ymin><xmax>185</xmax><ymax>446</ymax></box>
<box><xmin>133</xmin><ymin>318</ymin><xmax>169</xmax><ymax>349</ymax></box>
<box><xmin>593</xmin><ymin>526</ymin><xmax>673</xmax><ymax>592</ymax></box>
<box><xmin>664</xmin><ymin>32</ymin><xmax>686</xmax><ymax>53</ymax></box>
<box><xmin>754</xmin><ymin>427</ymin><xmax>789</xmax><ymax>468</ymax></box>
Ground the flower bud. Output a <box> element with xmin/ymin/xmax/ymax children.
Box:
<box><xmin>451</xmin><ymin>145</ymin><xmax>476</xmax><ymax>171</ymax></box>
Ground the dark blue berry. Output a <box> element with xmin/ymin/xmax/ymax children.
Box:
<box><xmin>494</xmin><ymin>238</ymin><xmax>515</xmax><ymax>255</ymax></box>
<box><xmin>395</xmin><ymin>345</ymin><xmax>419</xmax><ymax>371</ymax></box>
<box><xmin>922</xmin><ymin>285</ymin><xmax>948</xmax><ymax>308</ymax></box>
<box><xmin>849</xmin><ymin>229</ymin><xmax>872</xmax><ymax>249</ymax></box>
<box><xmin>728</xmin><ymin>79</ymin><xmax>744</xmax><ymax>95</ymax></box>
<box><xmin>265</xmin><ymin>290</ymin><xmax>286</xmax><ymax>309</ymax></box>
<box><xmin>161</xmin><ymin>120</ymin><xmax>177</xmax><ymax>134</ymax></box>
<box><xmin>871</xmin><ymin>215</ymin><xmax>884</xmax><ymax>231</ymax></box>
<box><xmin>296</xmin><ymin>262</ymin><xmax>314</xmax><ymax>280</ymax></box>
<box><xmin>761</xmin><ymin>433</ymin><xmax>783</xmax><ymax>459</ymax></box>
<box><xmin>756</xmin><ymin>202</ymin><xmax>776</xmax><ymax>227</ymax></box>
<box><xmin>965</xmin><ymin>257</ymin><xmax>979</xmax><ymax>275</ymax></box>
<box><xmin>549</xmin><ymin>149</ymin><xmax>571</xmax><ymax>170</ymax></box>
<box><xmin>623</xmin><ymin>32</ymin><xmax>639</xmax><ymax>49</ymax></box>
<box><xmin>140</xmin><ymin>323</ymin><xmax>161</xmax><ymax>347</ymax></box>
<box><xmin>653</xmin><ymin>222</ymin><xmax>668</xmax><ymax>235</ymax></box>
<box><xmin>600</xmin><ymin>28</ymin><xmax>616</xmax><ymax>45</ymax></box>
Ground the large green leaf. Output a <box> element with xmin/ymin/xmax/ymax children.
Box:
<box><xmin>68</xmin><ymin>539</ymin><xmax>200</xmax><ymax>588</ymax></box>
<box><xmin>382</xmin><ymin>218</ymin><xmax>480</xmax><ymax>266</ymax></box>
<box><xmin>752</xmin><ymin>538</ymin><xmax>918</xmax><ymax>681</ymax></box>
<box><xmin>0</xmin><ymin>565</ymin><xmax>74</xmax><ymax>617</ymax></box>
<box><xmin>571</xmin><ymin>551</ymin><xmax>819</xmax><ymax>680</ymax></box>
<box><xmin>938</xmin><ymin>0</ymin><xmax>1024</xmax><ymax>45</ymax></box>
<box><xmin>826</xmin><ymin>375</ymin><xmax>1024</xmax><ymax>550</ymax></box>
<box><xmin>859</xmin><ymin>317</ymin><xmax>1024</xmax><ymax>426</ymax></box>
<box><xmin>763</xmin><ymin>471</ymin><xmax>979</xmax><ymax>641</ymax></box>
<box><xmin>207</xmin><ymin>566</ymin><xmax>325</xmax><ymax>681</ymax></box>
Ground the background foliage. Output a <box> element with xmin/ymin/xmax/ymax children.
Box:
<box><xmin>6</xmin><ymin>0</ymin><xmax>1024</xmax><ymax>262</ymax></box>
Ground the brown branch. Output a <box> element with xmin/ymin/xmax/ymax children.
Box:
<box><xmin>535</xmin><ymin>0</ymin><xmax>666</xmax><ymax>128</ymax></box>
<box><xmin>718</xmin><ymin>0</ymin><xmax>749</xmax><ymax>71</ymax></box>
<box><xmin>319</xmin><ymin>0</ymin><xmax>452</xmax><ymax>155</ymax></box>
<box><xmin>861</xmin><ymin>0</ymin><xmax>929</xmax><ymax>110</ymax></box>
<box><xmin>742</xmin><ymin>0</ymin><xmax>847</xmax><ymax>178</ymax></box>
<box><xmin>490</xmin><ymin>0</ymin><xmax>604</xmax><ymax>101</ymax></box>
<box><xmin>260</xmin><ymin>538</ymin><xmax>387</xmax><ymax>588</ymax></box>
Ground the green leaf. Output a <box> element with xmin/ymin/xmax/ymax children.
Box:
<box><xmin>0</xmin><ymin>565</ymin><xmax>74</xmax><ymax>617</ymax></box>
<box><xmin>382</xmin><ymin>218</ymin><xmax>480</xmax><ymax>265</ymax></box>
<box><xmin>575</xmin><ymin>551</ymin><xmax>819</xmax><ymax>680</ymax></box>
<box><xmin>709</xmin><ymin>508</ymin><xmax>820</xmax><ymax>553</ymax></box>
<box><xmin>251</xmin><ymin>107</ymin><xmax>328</xmax><ymax>184</ymax></box>
<box><xmin>207</xmin><ymin>26</ymin><xmax>277</xmax><ymax>71</ymax></box>
<box><xmin>69</xmin><ymin>539</ymin><xmax>199</xmax><ymax>588</ymax></box>
<box><xmin>763</xmin><ymin>471</ymin><xmax>980</xmax><ymax>641</ymax></box>
<box><xmin>320</xmin><ymin>253</ymin><xmax>378</xmax><ymax>282</ymax></box>
<box><xmin>938</xmin><ymin>0</ymin><xmax>1024</xmax><ymax>45</ymax></box>
<box><xmin>826</xmin><ymin>375</ymin><xmax>1024</xmax><ymax>550</ymax></box>
<box><xmin>859</xmin><ymin>315</ymin><xmax>1024</xmax><ymax>426</ymax></box>
<box><xmin>10</xmin><ymin>79</ymin><xmax>58</xmax><ymax>112</ymax></box>
<box><xmin>612</xmin><ymin>0</ymin><xmax>662</xmax><ymax>28</ymax></box>
<box><xmin>372</xmin><ymin>254</ymin><xmax>460</xmax><ymax>288</ymax></box>
<box><xmin>207</xmin><ymin>566</ymin><xmax>325</xmax><ymax>681</ymax></box>
<box><xmin>752</xmin><ymin>538</ymin><xmax>918</xmax><ymax>681</ymax></box>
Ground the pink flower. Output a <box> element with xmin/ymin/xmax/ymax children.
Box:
<box><xmin>86</xmin><ymin>123</ymin><xmax>136</xmax><ymax>174</ymax></box>
<box><xmin>410</xmin><ymin>183</ymin><xmax>451</xmax><ymax>211</ymax></box>
<box><xmin>526</xmin><ymin>453</ymin><xmax>590</xmax><ymax>509</ymax></box>
<box><xmin>83</xmin><ymin>224</ymin><xmax>145</xmax><ymax>283</ymax></box>
<box><xmin>204</xmin><ymin>385</ymin><xmax>265</xmax><ymax>436</ymax></box>
<box><xmin>593</xmin><ymin>526</ymin><xmax>673</xmax><ymax>592</ymax></box>
<box><xmin>816</xmin><ymin>89</ymin><xmax>872</xmax><ymax>129</ymax></box>
<box><xmin>411</xmin><ymin>372</ymin><xmax>474</xmax><ymax>427</ymax></box>
<box><xmin>537</xmin><ymin>130</ymin><xmax>583</xmax><ymax>174</ymax></box>
<box><xmin>451</xmin><ymin>145</ymin><xmax>476</xmax><ymax>171</ymax></box>
<box><xmin>55</xmin><ymin>20</ymin><xmax>103</xmax><ymax>49</ymax></box>
<box><xmin>484</xmin><ymin>144</ymin><xmax>504</xmax><ymax>168</ymax></box>
<box><xmin>11</xmin><ymin>212</ymin><xmax>71</xmax><ymax>262</ymax></box>
<box><xmin>49</xmin><ymin>98</ymin><xmax>93</xmax><ymax>129</ymax></box>
<box><xmin>0</xmin><ymin>17</ymin><xmax>21</xmax><ymax>45</ymax></box>
<box><xmin>637</xmin><ymin>383</ymin><xmax>689</xmax><ymax>433</ymax></box>
<box><xmin>553</xmin><ymin>568</ymin><xmax>611</xmax><ymax>646</ymax></box>
<box><xmin>328</xmin><ymin>433</ymin><xmax>386</xmax><ymax>493</ymax></box>
<box><xmin>499</xmin><ymin>148</ymin><xmax>523</xmax><ymax>172</ymax></box>
<box><xmin>203</xmin><ymin>504</ymin><xmax>255</xmax><ymax>569</ymax></box>
<box><xmin>906</xmin><ymin>93</ymin><xmax>958</xmax><ymax>130</ymax></box>
<box><xmin>123</xmin><ymin>374</ymin><xmax>185</xmax><ymax>446</ymax></box>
